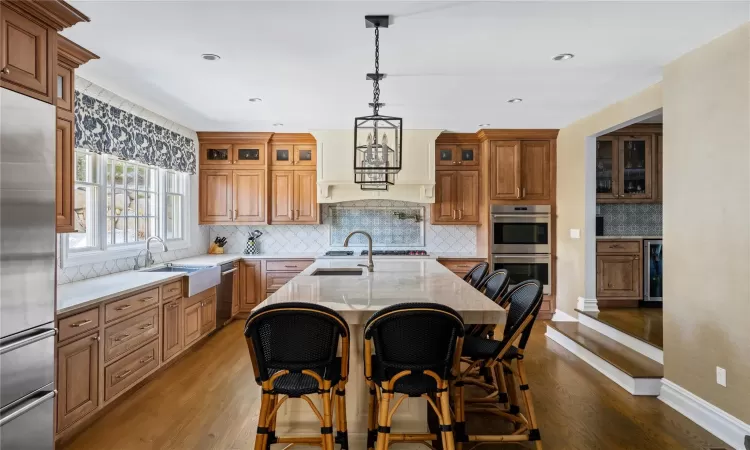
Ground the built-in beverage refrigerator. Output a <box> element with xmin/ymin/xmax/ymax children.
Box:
<box><xmin>644</xmin><ymin>239</ymin><xmax>663</xmax><ymax>302</ymax></box>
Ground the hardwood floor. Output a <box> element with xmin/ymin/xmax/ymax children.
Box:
<box><xmin>578</xmin><ymin>308</ymin><xmax>663</xmax><ymax>348</ymax></box>
<box><xmin>58</xmin><ymin>319</ymin><xmax>727</xmax><ymax>450</ymax></box>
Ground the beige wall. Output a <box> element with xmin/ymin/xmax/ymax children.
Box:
<box><xmin>556</xmin><ymin>85</ymin><xmax>662</xmax><ymax>315</ymax></box>
<box><xmin>662</xmin><ymin>24</ymin><xmax>750</xmax><ymax>423</ymax></box>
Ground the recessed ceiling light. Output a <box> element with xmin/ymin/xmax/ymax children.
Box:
<box><xmin>201</xmin><ymin>53</ymin><xmax>221</xmax><ymax>61</ymax></box>
<box><xmin>553</xmin><ymin>53</ymin><xmax>575</xmax><ymax>61</ymax></box>
<box><xmin>507</xmin><ymin>98</ymin><xmax>523</xmax><ymax>103</ymax></box>
<box><xmin>248</xmin><ymin>98</ymin><xmax>262</xmax><ymax>103</ymax></box>
<box><xmin>273</xmin><ymin>123</ymin><xmax>283</xmax><ymax>127</ymax></box>
<box><xmin>478</xmin><ymin>123</ymin><xmax>491</xmax><ymax>127</ymax></box>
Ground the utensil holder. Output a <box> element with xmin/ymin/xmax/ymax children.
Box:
<box><xmin>209</xmin><ymin>243</ymin><xmax>224</xmax><ymax>254</ymax></box>
<box><xmin>245</xmin><ymin>238</ymin><xmax>259</xmax><ymax>255</ymax></box>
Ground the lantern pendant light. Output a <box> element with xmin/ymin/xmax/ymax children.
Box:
<box><xmin>354</xmin><ymin>15</ymin><xmax>402</xmax><ymax>191</ymax></box>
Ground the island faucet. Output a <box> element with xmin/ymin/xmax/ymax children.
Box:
<box><xmin>135</xmin><ymin>236</ymin><xmax>169</xmax><ymax>269</ymax></box>
<box><xmin>344</xmin><ymin>230</ymin><xmax>374</xmax><ymax>272</ymax></box>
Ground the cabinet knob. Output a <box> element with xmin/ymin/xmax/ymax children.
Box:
<box><xmin>608</xmin><ymin>283</ymin><xmax>614</xmax><ymax>288</ymax></box>
<box><xmin>452</xmin><ymin>161</ymin><xmax>457</xmax><ymax>165</ymax></box>
<box><xmin>0</xmin><ymin>67</ymin><xmax>9</xmax><ymax>75</ymax></box>
<box><xmin>457</xmin><ymin>161</ymin><xmax>463</xmax><ymax>165</ymax></box>
<box><xmin>90</xmin><ymin>335</ymin><xmax>100</xmax><ymax>342</ymax></box>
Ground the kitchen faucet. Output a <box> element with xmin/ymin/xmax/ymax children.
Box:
<box><xmin>344</xmin><ymin>230</ymin><xmax>374</xmax><ymax>272</ymax></box>
<box><xmin>134</xmin><ymin>236</ymin><xmax>169</xmax><ymax>269</ymax></box>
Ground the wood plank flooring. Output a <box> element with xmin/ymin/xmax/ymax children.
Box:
<box><xmin>577</xmin><ymin>308</ymin><xmax>663</xmax><ymax>349</ymax></box>
<box><xmin>59</xmin><ymin>320</ymin><xmax>728</xmax><ymax>450</ymax></box>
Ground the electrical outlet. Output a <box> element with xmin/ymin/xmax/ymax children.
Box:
<box><xmin>716</xmin><ymin>366</ymin><xmax>727</xmax><ymax>387</ymax></box>
<box><xmin>570</xmin><ymin>229</ymin><xmax>581</xmax><ymax>239</ymax></box>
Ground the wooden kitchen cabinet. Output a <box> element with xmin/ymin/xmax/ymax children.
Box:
<box><xmin>431</xmin><ymin>170</ymin><xmax>480</xmax><ymax>224</ymax></box>
<box><xmin>200</xmin><ymin>296</ymin><xmax>216</xmax><ymax>335</ymax></box>
<box><xmin>199</xmin><ymin>143</ymin><xmax>266</xmax><ymax>166</ymax></box>
<box><xmin>1</xmin><ymin>4</ymin><xmax>53</xmax><ymax>103</ymax></box>
<box><xmin>162</xmin><ymin>298</ymin><xmax>182</xmax><ymax>362</ymax></box>
<box><xmin>490</xmin><ymin>139</ymin><xmax>553</xmax><ymax>202</ymax></box>
<box><xmin>233</xmin><ymin>143</ymin><xmax>266</xmax><ymax>166</ymax></box>
<box><xmin>56</xmin><ymin>333</ymin><xmax>99</xmax><ymax>432</ymax></box>
<box><xmin>200</xmin><ymin>168</ymin><xmax>266</xmax><ymax>225</ymax></box>
<box><xmin>183</xmin><ymin>301</ymin><xmax>202</xmax><ymax>347</ymax></box>
<box><xmin>240</xmin><ymin>260</ymin><xmax>262</xmax><ymax>312</ymax></box>
<box><xmin>436</xmin><ymin>144</ymin><xmax>480</xmax><ymax>167</ymax></box>
<box><xmin>231</xmin><ymin>261</ymin><xmax>240</xmax><ymax>317</ymax></box>
<box><xmin>199</xmin><ymin>143</ymin><xmax>233</xmax><ymax>165</ymax></box>
<box><xmin>596</xmin><ymin>239</ymin><xmax>642</xmax><ymax>307</ymax></box>
<box><xmin>270</xmin><ymin>170</ymin><xmax>318</xmax><ymax>224</ymax></box>
<box><xmin>270</xmin><ymin>143</ymin><xmax>316</xmax><ymax>167</ymax></box>
<box><xmin>596</xmin><ymin>125</ymin><xmax>661</xmax><ymax>203</ymax></box>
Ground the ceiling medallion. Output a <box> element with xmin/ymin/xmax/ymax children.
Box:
<box><xmin>354</xmin><ymin>15</ymin><xmax>402</xmax><ymax>191</ymax></box>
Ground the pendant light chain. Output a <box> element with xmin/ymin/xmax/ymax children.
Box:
<box><xmin>372</xmin><ymin>26</ymin><xmax>380</xmax><ymax>115</ymax></box>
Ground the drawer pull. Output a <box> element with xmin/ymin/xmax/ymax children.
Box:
<box><xmin>115</xmin><ymin>304</ymin><xmax>132</xmax><ymax>311</ymax></box>
<box><xmin>115</xmin><ymin>369</ymin><xmax>132</xmax><ymax>379</ymax></box>
<box><xmin>139</xmin><ymin>355</ymin><xmax>154</xmax><ymax>364</ymax></box>
<box><xmin>609</xmin><ymin>244</ymin><xmax>622</xmax><ymax>249</ymax></box>
<box><xmin>139</xmin><ymin>324</ymin><xmax>153</xmax><ymax>330</ymax></box>
<box><xmin>140</xmin><ymin>297</ymin><xmax>155</xmax><ymax>302</ymax></box>
<box><xmin>168</xmin><ymin>288</ymin><xmax>179</xmax><ymax>293</ymax></box>
<box><xmin>284</xmin><ymin>265</ymin><xmax>298</xmax><ymax>268</ymax></box>
<box><xmin>70</xmin><ymin>319</ymin><xmax>92</xmax><ymax>328</ymax></box>
<box><xmin>168</xmin><ymin>303</ymin><xmax>179</xmax><ymax>309</ymax></box>
<box><xmin>456</xmin><ymin>265</ymin><xmax>470</xmax><ymax>268</ymax></box>
<box><xmin>114</xmin><ymin>334</ymin><xmax>130</xmax><ymax>342</ymax></box>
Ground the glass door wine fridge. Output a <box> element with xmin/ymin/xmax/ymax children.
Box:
<box><xmin>644</xmin><ymin>239</ymin><xmax>663</xmax><ymax>302</ymax></box>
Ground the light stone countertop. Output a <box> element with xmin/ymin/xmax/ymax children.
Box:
<box><xmin>433</xmin><ymin>253</ymin><xmax>487</xmax><ymax>260</ymax></box>
<box><xmin>255</xmin><ymin>259</ymin><xmax>506</xmax><ymax>326</ymax></box>
<box><xmin>596</xmin><ymin>236</ymin><xmax>662</xmax><ymax>240</ymax></box>
<box><xmin>57</xmin><ymin>271</ymin><xmax>184</xmax><ymax>315</ymax></box>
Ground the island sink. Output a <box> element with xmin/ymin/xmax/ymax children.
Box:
<box><xmin>142</xmin><ymin>264</ymin><xmax>220</xmax><ymax>297</ymax></box>
<box><xmin>311</xmin><ymin>268</ymin><xmax>365</xmax><ymax>276</ymax></box>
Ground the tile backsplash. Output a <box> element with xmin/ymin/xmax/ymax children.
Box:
<box><xmin>210</xmin><ymin>200</ymin><xmax>476</xmax><ymax>255</ymax></box>
<box><xmin>598</xmin><ymin>203</ymin><xmax>662</xmax><ymax>236</ymax></box>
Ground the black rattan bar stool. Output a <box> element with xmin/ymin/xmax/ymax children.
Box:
<box><xmin>454</xmin><ymin>280</ymin><xmax>544</xmax><ymax>450</ymax></box>
<box><xmin>467</xmin><ymin>269</ymin><xmax>510</xmax><ymax>337</ymax></box>
<box><xmin>462</xmin><ymin>262</ymin><xmax>489</xmax><ymax>288</ymax></box>
<box><xmin>363</xmin><ymin>303</ymin><xmax>465</xmax><ymax>450</ymax></box>
<box><xmin>244</xmin><ymin>303</ymin><xmax>350</xmax><ymax>450</ymax></box>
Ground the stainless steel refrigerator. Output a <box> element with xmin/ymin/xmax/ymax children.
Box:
<box><xmin>0</xmin><ymin>89</ymin><xmax>57</xmax><ymax>449</ymax></box>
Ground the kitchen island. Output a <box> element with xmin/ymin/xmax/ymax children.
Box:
<box><xmin>250</xmin><ymin>258</ymin><xmax>506</xmax><ymax>449</ymax></box>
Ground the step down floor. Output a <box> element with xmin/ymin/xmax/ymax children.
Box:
<box><xmin>546</xmin><ymin>321</ymin><xmax>663</xmax><ymax>395</ymax></box>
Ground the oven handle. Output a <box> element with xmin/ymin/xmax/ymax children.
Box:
<box><xmin>492</xmin><ymin>213</ymin><xmax>550</xmax><ymax>219</ymax></box>
<box><xmin>492</xmin><ymin>254</ymin><xmax>551</xmax><ymax>261</ymax></box>
<box><xmin>221</xmin><ymin>268</ymin><xmax>238</xmax><ymax>276</ymax></box>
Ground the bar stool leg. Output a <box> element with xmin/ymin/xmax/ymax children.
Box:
<box><xmin>493</xmin><ymin>363</ymin><xmax>509</xmax><ymax>409</ymax></box>
<box><xmin>255</xmin><ymin>386</ymin><xmax>272</xmax><ymax>450</ymax></box>
<box><xmin>322</xmin><ymin>383</ymin><xmax>335</xmax><ymax>450</ymax></box>
<box><xmin>335</xmin><ymin>381</ymin><xmax>349</xmax><ymax>450</ymax></box>
<box><xmin>366</xmin><ymin>381</ymin><xmax>377</xmax><ymax>450</ymax></box>
<box><xmin>375</xmin><ymin>383</ymin><xmax>392</xmax><ymax>450</ymax></box>
<box><xmin>267</xmin><ymin>394</ymin><xmax>278</xmax><ymax>450</ymax></box>
<box><xmin>517</xmin><ymin>360</ymin><xmax>542</xmax><ymax>450</ymax></box>
<box><xmin>504</xmin><ymin>366</ymin><xmax>521</xmax><ymax>418</ymax></box>
<box><xmin>437</xmin><ymin>382</ymin><xmax>456</xmax><ymax>450</ymax></box>
<box><xmin>453</xmin><ymin>381</ymin><xmax>465</xmax><ymax>450</ymax></box>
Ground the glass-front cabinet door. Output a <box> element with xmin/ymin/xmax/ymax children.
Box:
<box><xmin>436</xmin><ymin>144</ymin><xmax>479</xmax><ymax>167</ymax></box>
<box><xmin>233</xmin><ymin>144</ymin><xmax>265</xmax><ymax>166</ymax></box>
<box><xmin>619</xmin><ymin>135</ymin><xmax>652</xmax><ymax>199</ymax></box>
<box><xmin>200</xmin><ymin>143</ymin><xmax>232</xmax><ymax>166</ymax></box>
<box><xmin>270</xmin><ymin>144</ymin><xmax>293</xmax><ymax>166</ymax></box>
<box><xmin>596</xmin><ymin>137</ymin><xmax>618</xmax><ymax>200</ymax></box>
<box><xmin>436</xmin><ymin>145</ymin><xmax>457</xmax><ymax>167</ymax></box>
<box><xmin>293</xmin><ymin>144</ymin><xmax>316</xmax><ymax>166</ymax></box>
<box><xmin>456</xmin><ymin>144</ymin><xmax>479</xmax><ymax>166</ymax></box>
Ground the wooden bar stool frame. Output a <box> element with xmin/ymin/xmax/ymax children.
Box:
<box><xmin>244</xmin><ymin>303</ymin><xmax>350</xmax><ymax>450</ymax></box>
<box><xmin>363</xmin><ymin>304</ymin><xmax>466</xmax><ymax>450</ymax></box>
<box><xmin>453</xmin><ymin>280</ymin><xmax>544</xmax><ymax>450</ymax></box>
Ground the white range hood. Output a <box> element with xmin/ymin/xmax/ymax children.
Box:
<box><xmin>311</xmin><ymin>129</ymin><xmax>442</xmax><ymax>203</ymax></box>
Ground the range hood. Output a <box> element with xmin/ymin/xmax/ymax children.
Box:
<box><xmin>311</xmin><ymin>129</ymin><xmax>442</xmax><ymax>203</ymax></box>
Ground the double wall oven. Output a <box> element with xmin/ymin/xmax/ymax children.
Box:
<box><xmin>491</xmin><ymin>205</ymin><xmax>551</xmax><ymax>295</ymax></box>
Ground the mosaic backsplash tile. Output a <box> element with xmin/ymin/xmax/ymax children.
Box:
<box><xmin>210</xmin><ymin>200</ymin><xmax>476</xmax><ymax>255</ymax></box>
<box><xmin>329</xmin><ymin>206</ymin><xmax>424</xmax><ymax>247</ymax></box>
<box><xmin>598</xmin><ymin>203</ymin><xmax>662</xmax><ymax>236</ymax></box>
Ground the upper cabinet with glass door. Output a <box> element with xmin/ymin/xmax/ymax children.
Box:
<box><xmin>436</xmin><ymin>144</ymin><xmax>479</xmax><ymax>168</ymax></box>
<box><xmin>199</xmin><ymin>143</ymin><xmax>266</xmax><ymax>166</ymax></box>
<box><xmin>271</xmin><ymin>143</ymin><xmax>316</xmax><ymax>167</ymax></box>
<box><xmin>596</xmin><ymin>129</ymin><xmax>658</xmax><ymax>203</ymax></box>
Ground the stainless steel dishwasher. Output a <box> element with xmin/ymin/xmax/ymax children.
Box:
<box><xmin>215</xmin><ymin>262</ymin><xmax>237</xmax><ymax>329</ymax></box>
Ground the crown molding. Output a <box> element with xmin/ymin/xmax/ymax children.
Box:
<box><xmin>436</xmin><ymin>133</ymin><xmax>480</xmax><ymax>145</ymax></box>
<box><xmin>58</xmin><ymin>35</ymin><xmax>99</xmax><ymax>69</ymax></box>
<box><xmin>477</xmin><ymin>129</ymin><xmax>559</xmax><ymax>141</ymax></box>
<box><xmin>196</xmin><ymin>132</ymin><xmax>274</xmax><ymax>144</ymax></box>
<box><xmin>4</xmin><ymin>0</ymin><xmax>90</xmax><ymax>31</ymax></box>
<box><xmin>268</xmin><ymin>133</ymin><xmax>316</xmax><ymax>145</ymax></box>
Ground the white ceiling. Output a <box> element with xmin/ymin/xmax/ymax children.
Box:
<box><xmin>64</xmin><ymin>1</ymin><xmax>749</xmax><ymax>132</ymax></box>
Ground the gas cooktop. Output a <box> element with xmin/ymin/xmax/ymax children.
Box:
<box><xmin>361</xmin><ymin>250</ymin><xmax>428</xmax><ymax>256</ymax></box>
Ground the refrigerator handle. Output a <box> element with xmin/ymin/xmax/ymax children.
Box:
<box><xmin>0</xmin><ymin>328</ymin><xmax>56</xmax><ymax>355</ymax></box>
<box><xmin>0</xmin><ymin>389</ymin><xmax>56</xmax><ymax>427</ymax></box>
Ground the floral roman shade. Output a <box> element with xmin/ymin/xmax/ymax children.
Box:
<box><xmin>74</xmin><ymin>91</ymin><xmax>197</xmax><ymax>174</ymax></box>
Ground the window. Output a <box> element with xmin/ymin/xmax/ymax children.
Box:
<box><xmin>63</xmin><ymin>150</ymin><xmax>190</xmax><ymax>266</ymax></box>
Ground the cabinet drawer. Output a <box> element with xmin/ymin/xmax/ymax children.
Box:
<box><xmin>439</xmin><ymin>259</ymin><xmax>485</xmax><ymax>274</ymax></box>
<box><xmin>58</xmin><ymin>308</ymin><xmax>99</xmax><ymax>342</ymax></box>
<box><xmin>104</xmin><ymin>288</ymin><xmax>159</xmax><ymax>323</ymax></box>
<box><xmin>596</xmin><ymin>240</ymin><xmax>641</xmax><ymax>254</ymax></box>
<box><xmin>266</xmin><ymin>272</ymin><xmax>296</xmax><ymax>291</ymax></box>
<box><xmin>161</xmin><ymin>280</ymin><xmax>183</xmax><ymax>300</ymax></box>
<box><xmin>265</xmin><ymin>260</ymin><xmax>313</xmax><ymax>272</ymax></box>
<box><xmin>103</xmin><ymin>308</ymin><xmax>159</xmax><ymax>363</ymax></box>
<box><xmin>104</xmin><ymin>339</ymin><xmax>159</xmax><ymax>402</ymax></box>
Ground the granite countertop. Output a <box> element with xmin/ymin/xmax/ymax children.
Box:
<box><xmin>58</xmin><ymin>271</ymin><xmax>185</xmax><ymax>315</ymax></box>
<box><xmin>255</xmin><ymin>259</ymin><xmax>506</xmax><ymax>326</ymax></box>
<box><xmin>433</xmin><ymin>253</ymin><xmax>487</xmax><ymax>260</ymax></box>
<box><xmin>597</xmin><ymin>236</ymin><xmax>662</xmax><ymax>240</ymax></box>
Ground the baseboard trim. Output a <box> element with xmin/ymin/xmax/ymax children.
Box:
<box><xmin>659</xmin><ymin>379</ymin><xmax>750</xmax><ymax>450</ymax></box>
<box><xmin>576</xmin><ymin>296</ymin><xmax>599</xmax><ymax>312</ymax></box>
<box><xmin>578</xmin><ymin>313</ymin><xmax>664</xmax><ymax>364</ymax></box>
<box><xmin>545</xmin><ymin>325</ymin><xmax>661</xmax><ymax>396</ymax></box>
<box><xmin>551</xmin><ymin>309</ymin><xmax>578</xmax><ymax>322</ymax></box>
